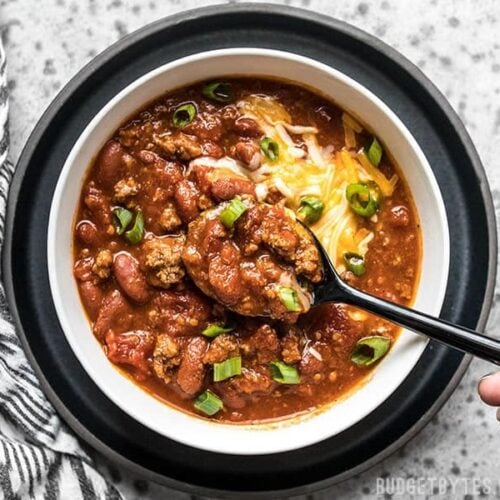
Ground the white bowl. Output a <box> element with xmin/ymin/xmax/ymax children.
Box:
<box><xmin>48</xmin><ymin>48</ymin><xmax>450</xmax><ymax>455</ymax></box>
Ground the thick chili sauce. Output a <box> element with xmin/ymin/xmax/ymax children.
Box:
<box><xmin>73</xmin><ymin>78</ymin><xmax>421</xmax><ymax>423</ymax></box>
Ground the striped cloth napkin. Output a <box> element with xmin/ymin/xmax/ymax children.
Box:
<box><xmin>0</xmin><ymin>35</ymin><xmax>122</xmax><ymax>500</ymax></box>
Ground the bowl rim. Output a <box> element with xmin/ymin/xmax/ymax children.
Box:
<box><xmin>47</xmin><ymin>47</ymin><xmax>450</xmax><ymax>455</ymax></box>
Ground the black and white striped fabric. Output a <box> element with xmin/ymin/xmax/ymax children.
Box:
<box><xmin>0</xmin><ymin>37</ymin><xmax>122</xmax><ymax>500</ymax></box>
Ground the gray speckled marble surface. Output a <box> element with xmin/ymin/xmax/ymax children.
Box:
<box><xmin>1</xmin><ymin>0</ymin><xmax>500</xmax><ymax>498</ymax></box>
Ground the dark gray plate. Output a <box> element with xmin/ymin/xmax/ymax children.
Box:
<box><xmin>2</xmin><ymin>3</ymin><xmax>496</xmax><ymax>497</ymax></box>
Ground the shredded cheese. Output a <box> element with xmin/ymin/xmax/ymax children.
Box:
<box><xmin>357</xmin><ymin>151</ymin><xmax>398</xmax><ymax>197</ymax></box>
<box><xmin>343</xmin><ymin>122</ymin><xmax>357</xmax><ymax>150</ymax></box>
<box><xmin>281</xmin><ymin>123</ymin><xmax>319</xmax><ymax>135</ymax></box>
<box><xmin>304</xmin><ymin>134</ymin><xmax>326</xmax><ymax>168</ymax></box>
<box><xmin>233</xmin><ymin>94</ymin><xmax>398</xmax><ymax>267</ymax></box>
<box><xmin>308</xmin><ymin>347</ymin><xmax>323</xmax><ymax>361</ymax></box>
<box><xmin>275</xmin><ymin>123</ymin><xmax>295</xmax><ymax>147</ymax></box>
<box><xmin>342</xmin><ymin>112</ymin><xmax>363</xmax><ymax>133</ymax></box>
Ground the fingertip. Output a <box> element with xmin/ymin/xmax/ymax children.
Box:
<box><xmin>478</xmin><ymin>371</ymin><xmax>500</xmax><ymax>406</ymax></box>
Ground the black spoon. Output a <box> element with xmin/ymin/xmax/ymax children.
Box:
<box><xmin>301</xmin><ymin>223</ymin><xmax>500</xmax><ymax>365</ymax></box>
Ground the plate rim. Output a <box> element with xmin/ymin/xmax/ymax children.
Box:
<box><xmin>2</xmin><ymin>3</ymin><xmax>497</xmax><ymax>496</ymax></box>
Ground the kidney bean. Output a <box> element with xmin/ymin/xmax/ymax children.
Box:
<box><xmin>233</xmin><ymin>117</ymin><xmax>262</xmax><ymax>138</ymax></box>
<box><xmin>93</xmin><ymin>289</ymin><xmax>132</xmax><ymax>340</ymax></box>
<box><xmin>79</xmin><ymin>281</ymin><xmax>104</xmax><ymax>321</ymax></box>
<box><xmin>210</xmin><ymin>176</ymin><xmax>256</xmax><ymax>200</ymax></box>
<box><xmin>76</xmin><ymin>220</ymin><xmax>98</xmax><ymax>247</ymax></box>
<box><xmin>113</xmin><ymin>253</ymin><xmax>151</xmax><ymax>304</ymax></box>
<box><xmin>174</xmin><ymin>179</ymin><xmax>200</xmax><ymax>222</ymax></box>
<box><xmin>95</xmin><ymin>140</ymin><xmax>132</xmax><ymax>189</ymax></box>
<box><xmin>202</xmin><ymin>141</ymin><xmax>224</xmax><ymax>158</ymax></box>
<box><xmin>234</xmin><ymin>142</ymin><xmax>261</xmax><ymax>170</ymax></box>
<box><xmin>83</xmin><ymin>186</ymin><xmax>112</xmax><ymax>228</ymax></box>
<box><xmin>176</xmin><ymin>336</ymin><xmax>208</xmax><ymax>396</ymax></box>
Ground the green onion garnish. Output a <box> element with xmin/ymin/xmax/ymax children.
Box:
<box><xmin>112</xmin><ymin>207</ymin><xmax>133</xmax><ymax>235</ymax></box>
<box><xmin>202</xmin><ymin>323</ymin><xmax>235</xmax><ymax>338</ymax></box>
<box><xmin>297</xmin><ymin>196</ymin><xmax>325</xmax><ymax>224</ymax></box>
<box><xmin>346</xmin><ymin>183</ymin><xmax>379</xmax><ymax>218</ymax></box>
<box><xmin>213</xmin><ymin>356</ymin><xmax>242</xmax><ymax>382</ymax></box>
<box><xmin>202</xmin><ymin>82</ymin><xmax>233</xmax><ymax>103</ymax></box>
<box><xmin>172</xmin><ymin>102</ymin><xmax>197</xmax><ymax>128</ymax></box>
<box><xmin>270</xmin><ymin>361</ymin><xmax>300</xmax><ymax>384</ymax></box>
<box><xmin>194</xmin><ymin>390</ymin><xmax>224</xmax><ymax>416</ymax></box>
<box><xmin>125</xmin><ymin>211</ymin><xmax>144</xmax><ymax>245</ymax></box>
<box><xmin>277</xmin><ymin>286</ymin><xmax>301</xmax><ymax>312</ymax></box>
<box><xmin>367</xmin><ymin>137</ymin><xmax>383</xmax><ymax>167</ymax></box>
<box><xmin>351</xmin><ymin>336</ymin><xmax>391</xmax><ymax>366</ymax></box>
<box><xmin>343</xmin><ymin>252</ymin><xmax>366</xmax><ymax>277</ymax></box>
<box><xmin>260</xmin><ymin>137</ymin><xmax>279</xmax><ymax>161</ymax></box>
<box><xmin>219</xmin><ymin>198</ymin><xmax>247</xmax><ymax>229</ymax></box>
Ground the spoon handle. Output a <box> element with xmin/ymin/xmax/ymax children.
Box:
<box><xmin>329</xmin><ymin>281</ymin><xmax>500</xmax><ymax>365</ymax></box>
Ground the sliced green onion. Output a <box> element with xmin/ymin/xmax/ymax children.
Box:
<box><xmin>194</xmin><ymin>390</ymin><xmax>224</xmax><ymax>416</ymax></box>
<box><xmin>367</xmin><ymin>137</ymin><xmax>383</xmax><ymax>167</ymax></box>
<box><xmin>112</xmin><ymin>207</ymin><xmax>133</xmax><ymax>235</ymax></box>
<box><xmin>351</xmin><ymin>336</ymin><xmax>391</xmax><ymax>366</ymax></box>
<box><xmin>297</xmin><ymin>196</ymin><xmax>325</xmax><ymax>224</ymax></box>
<box><xmin>270</xmin><ymin>361</ymin><xmax>301</xmax><ymax>384</ymax></box>
<box><xmin>278</xmin><ymin>286</ymin><xmax>301</xmax><ymax>312</ymax></box>
<box><xmin>343</xmin><ymin>252</ymin><xmax>366</xmax><ymax>277</ymax></box>
<box><xmin>219</xmin><ymin>198</ymin><xmax>247</xmax><ymax>228</ymax></box>
<box><xmin>202</xmin><ymin>82</ymin><xmax>233</xmax><ymax>103</ymax></box>
<box><xmin>172</xmin><ymin>102</ymin><xmax>197</xmax><ymax>128</ymax></box>
<box><xmin>346</xmin><ymin>183</ymin><xmax>379</xmax><ymax>218</ymax></box>
<box><xmin>202</xmin><ymin>323</ymin><xmax>235</xmax><ymax>338</ymax></box>
<box><xmin>260</xmin><ymin>137</ymin><xmax>279</xmax><ymax>161</ymax></box>
<box><xmin>213</xmin><ymin>356</ymin><xmax>242</xmax><ymax>382</ymax></box>
<box><xmin>125</xmin><ymin>211</ymin><xmax>144</xmax><ymax>245</ymax></box>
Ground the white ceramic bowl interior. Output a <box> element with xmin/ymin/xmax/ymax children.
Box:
<box><xmin>48</xmin><ymin>49</ymin><xmax>449</xmax><ymax>455</ymax></box>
